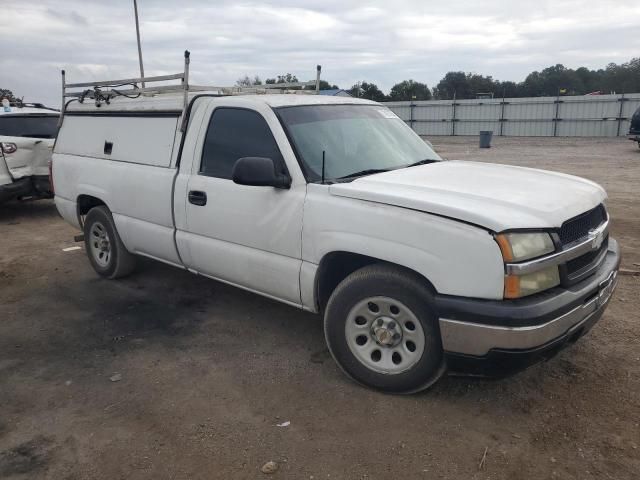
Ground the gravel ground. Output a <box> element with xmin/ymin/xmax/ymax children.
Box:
<box><xmin>0</xmin><ymin>136</ymin><xmax>638</xmax><ymax>480</ymax></box>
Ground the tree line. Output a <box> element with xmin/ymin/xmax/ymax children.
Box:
<box><xmin>237</xmin><ymin>57</ymin><xmax>640</xmax><ymax>101</ymax></box>
<box><xmin>4</xmin><ymin>58</ymin><xmax>637</xmax><ymax>105</ymax></box>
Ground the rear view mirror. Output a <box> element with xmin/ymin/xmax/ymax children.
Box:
<box><xmin>232</xmin><ymin>157</ymin><xmax>291</xmax><ymax>189</ymax></box>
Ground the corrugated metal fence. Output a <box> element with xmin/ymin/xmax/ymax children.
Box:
<box><xmin>384</xmin><ymin>93</ymin><xmax>640</xmax><ymax>137</ymax></box>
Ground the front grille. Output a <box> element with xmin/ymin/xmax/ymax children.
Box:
<box><xmin>559</xmin><ymin>204</ymin><xmax>606</xmax><ymax>246</ymax></box>
<box><xmin>566</xmin><ymin>235</ymin><xmax>608</xmax><ymax>278</ymax></box>
<box><xmin>558</xmin><ymin>204</ymin><xmax>608</xmax><ymax>284</ymax></box>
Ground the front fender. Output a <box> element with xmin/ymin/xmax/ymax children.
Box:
<box><xmin>303</xmin><ymin>185</ymin><xmax>505</xmax><ymax>300</ymax></box>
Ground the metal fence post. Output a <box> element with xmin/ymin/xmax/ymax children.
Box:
<box><xmin>451</xmin><ymin>92</ymin><xmax>457</xmax><ymax>136</ymax></box>
<box><xmin>616</xmin><ymin>93</ymin><xmax>626</xmax><ymax>137</ymax></box>
<box><xmin>409</xmin><ymin>101</ymin><xmax>415</xmax><ymax>131</ymax></box>
<box><xmin>553</xmin><ymin>90</ymin><xmax>561</xmax><ymax>137</ymax></box>
<box><xmin>499</xmin><ymin>92</ymin><xmax>506</xmax><ymax>136</ymax></box>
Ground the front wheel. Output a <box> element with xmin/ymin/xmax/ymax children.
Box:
<box><xmin>83</xmin><ymin>206</ymin><xmax>136</xmax><ymax>279</ymax></box>
<box><xmin>324</xmin><ymin>264</ymin><xmax>444</xmax><ymax>394</ymax></box>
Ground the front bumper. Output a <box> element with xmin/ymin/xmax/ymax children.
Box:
<box><xmin>436</xmin><ymin>239</ymin><xmax>620</xmax><ymax>377</ymax></box>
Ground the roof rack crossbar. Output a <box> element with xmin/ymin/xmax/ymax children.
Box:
<box><xmin>65</xmin><ymin>72</ymin><xmax>184</xmax><ymax>89</ymax></box>
<box><xmin>261</xmin><ymin>81</ymin><xmax>317</xmax><ymax>89</ymax></box>
<box><xmin>63</xmin><ymin>84</ymin><xmax>313</xmax><ymax>98</ymax></box>
<box><xmin>64</xmin><ymin>85</ymin><xmax>186</xmax><ymax>97</ymax></box>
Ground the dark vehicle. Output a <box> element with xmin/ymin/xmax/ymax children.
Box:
<box><xmin>629</xmin><ymin>105</ymin><xmax>640</xmax><ymax>149</ymax></box>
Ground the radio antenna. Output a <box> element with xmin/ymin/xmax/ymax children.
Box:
<box><xmin>321</xmin><ymin>150</ymin><xmax>326</xmax><ymax>184</ymax></box>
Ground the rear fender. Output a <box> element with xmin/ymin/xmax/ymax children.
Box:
<box><xmin>1</xmin><ymin>136</ymin><xmax>53</xmax><ymax>179</ymax></box>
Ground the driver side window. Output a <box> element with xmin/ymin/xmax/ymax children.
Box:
<box><xmin>200</xmin><ymin>108</ymin><xmax>284</xmax><ymax>179</ymax></box>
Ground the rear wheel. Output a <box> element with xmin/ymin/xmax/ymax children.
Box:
<box><xmin>83</xmin><ymin>206</ymin><xmax>136</xmax><ymax>279</ymax></box>
<box><xmin>324</xmin><ymin>264</ymin><xmax>444</xmax><ymax>394</ymax></box>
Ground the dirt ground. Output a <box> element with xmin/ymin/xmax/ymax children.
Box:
<box><xmin>0</xmin><ymin>137</ymin><xmax>639</xmax><ymax>480</ymax></box>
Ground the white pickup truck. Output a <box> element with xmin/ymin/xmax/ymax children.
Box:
<box><xmin>53</xmin><ymin>77</ymin><xmax>620</xmax><ymax>393</ymax></box>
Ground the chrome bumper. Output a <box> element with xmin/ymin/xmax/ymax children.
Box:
<box><xmin>438</xmin><ymin>241</ymin><xmax>619</xmax><ymax>357</ymax></box>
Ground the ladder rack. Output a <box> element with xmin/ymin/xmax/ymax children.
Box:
<box><xmin>60</xmin><ymin>51</ymin><xmax>322</xmax><ymax>129</ymax></box>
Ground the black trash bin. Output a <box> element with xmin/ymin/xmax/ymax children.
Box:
<box><xmin>479</xmin><ymin>131</ymin><xmax>493</xmax><ymax>148</ymax></box>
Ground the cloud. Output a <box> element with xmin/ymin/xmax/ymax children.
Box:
<box><xmin>45</xmin><ymin>8</ymin><xmax>89</xmax><ymax>26</ymax></box>
<box><xmin>1</xmin><ymin>0</ymin><xmax>638</xmax><ymax>107</ymax></box>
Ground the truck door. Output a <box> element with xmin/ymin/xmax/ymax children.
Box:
<box><xmin>177</xmin><ymin>104</ymin><xmax>305</xmax><ymax>306</ymax></box>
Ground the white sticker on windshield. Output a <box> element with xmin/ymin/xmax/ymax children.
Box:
<box><xmin>376</xmin><ymin>108</ymin><xmax>399</xmax><ymax>119</ymax></box>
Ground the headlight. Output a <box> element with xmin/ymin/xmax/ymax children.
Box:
<box><xmin>496</xmin><ymin>232</ymin><xmax>559</xmax><ymax>298</ymax></box>
<box><xmin>495</xmin><ymin>232</ymin><xmax>555</xmax><ymax>262</ymax></box>
<box><xmin>504</xmin><ymin>265</ymin><xmax>560</xmax><ymax>298</ymax></box>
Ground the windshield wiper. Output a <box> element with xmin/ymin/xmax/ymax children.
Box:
<box><xmin>333</xmin><ymin>157</ymin><xmax>439</xmax><ymax>181</ymax></box>
<box><xmin>404</xmin><ymin>159</ymin><xmax>438</xmax><ymax>168</ymax></box>
<box><xmin>336</xmin><ymin>168</ymin><xmax>391</xmax><ymax>180</ymax></box>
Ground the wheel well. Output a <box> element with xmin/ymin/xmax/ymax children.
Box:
<box><xmin>77</xmin><ymin>195</ymin><xmax>106</xmax><ymax>215</ymax></box>
<box><xmin>76</xmin><ymin>195</ymin><xmax>106</xmax><ymax>226</ymax></box>
<box><xmin>315</xmin><ymin>252</ymin><xmax>436</xmax><ymax>313</ymax></box>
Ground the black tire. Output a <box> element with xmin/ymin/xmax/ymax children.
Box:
<box><xmin>83</xmin><ymin>206</ymin><xmax>136</xmax><ymax>279</ymax></box>
<box><xmin>324</xmin><ymin>264</ymin><xmax>444</xmax><ymax>394</ymax></box>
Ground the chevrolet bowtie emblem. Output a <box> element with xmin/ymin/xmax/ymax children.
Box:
<box><xmin>590</xmin><ymin>229</ymin><xmax>604</xmax><ymax>250</ymax></box>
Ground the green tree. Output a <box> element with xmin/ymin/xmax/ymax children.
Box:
<box><xmin>521</xmin><ymin>64</ymin><xmax>585</xmax><ymax>96</ymax></box>
<box><xmin>265</xmin><ymin>73</ymin><xmax>299</xmax><ymax>84</ymax></box>
<box><xmin>235</xmin><ymin>75</ymin><xmax>262</xmax><ymax>87</ymax></box>
<box><xmin>602</xmin><ymin>58</ymin><xmax>640</xmax><ymax>93</ymax></box>
<box><xmin>466</xmin><ymin>73</ymin><xmax>498</xmax><ymax>98</ymax></box>
<box><xmin>575</xmin><ymin>67</ymin><xmax>601</xmax><ymax>94</ymax></box>
<box><xmin>304</xmin><ymin>80</ymin><xmax>340</xmax><ymax>91</ymax></box>
<box><xmin>0</xmin><ymin>88</ymin><xmax>16</xmax><ymax>101</ymax></box>
<box><xmin>319</xmin><ymin>80</ymin><xmax>339</xmax><ymax>90</ymax></box>
<box><xmin>434</xmin><ymin>72</ymin><xmax>500</xmax><ymax>99</ymax></box>
<box><xmin>433</xmin><ymin>72</ymin><xmax>468</xmax><ymax>99</ymax></box>
<box><xmin>495</xmin><ymin>80</ymin><xmax>519</xmax><ymax>98</ymax></box>
<box><xmin>348</xmin><ymin>81</ymin><xmax>386</xmax><ymax>101</ymax></box>
<box><xmin>253</xmin><ymin>57</ymin><xmax>640</xmax><ymax>101</ymax></box>
<box><xmin>388</xmin><ymin>80</ymin><xmax>431</xmax><ymax>101</ymax></box>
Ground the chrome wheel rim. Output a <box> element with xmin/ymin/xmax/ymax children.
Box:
<box><xmin>345</xmin><ymin>296</ymin><xmax>425</xmax><ymax>374</ymax></box>
<box><xmin>89</xmin><ymin>221</ymin><xmax>111</xmax><ymax>268</ymax></box>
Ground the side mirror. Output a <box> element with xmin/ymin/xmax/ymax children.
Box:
<box><xmin>232</xmin><ymin>157</ymin><xmax>291</xmax><ymax>189</ymax></box>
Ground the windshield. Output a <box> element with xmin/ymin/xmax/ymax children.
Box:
<box><xmin>0</xmin><ymin>115</ymin><xmax>59</xmax><ymax>139</ymax></box>
<box><xmin>276</xmin><ymin>105</ymin><xmax>441</xmax><ymax>182</ymax></box>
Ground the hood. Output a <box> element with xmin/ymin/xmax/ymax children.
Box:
<box><xmin>328</xmin><ymin>161</ymin><xmax>606</xmax><ymax>232</ymax></box>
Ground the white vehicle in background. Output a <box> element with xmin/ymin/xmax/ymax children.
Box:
<box><xmin>0</xmin><ymin>100</ymin><xmax>58</xmax><ymax>204</ymax></box>
<box><xmin>52</xmin><ymin>54</ymin><xmax>620</xmax><ymax>393</ymax></box>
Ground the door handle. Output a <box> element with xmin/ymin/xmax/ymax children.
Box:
<box><xmin>188</xmin><ymin>190</ymin><xmax>207</xmax><ymax>206</ymax></box>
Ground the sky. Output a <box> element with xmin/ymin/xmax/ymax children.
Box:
<box><xmin>1</xmin><ymin>0</ymin><xmax>639</xmax><ymax>107</ymax></box>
